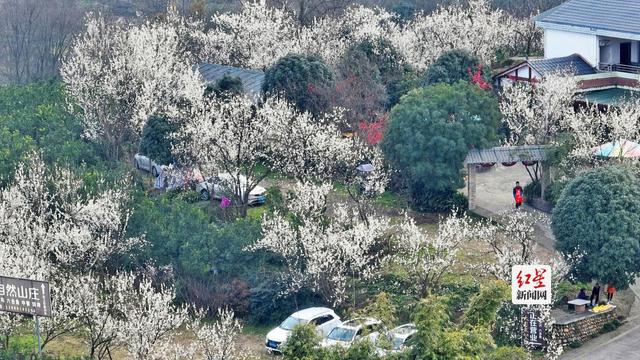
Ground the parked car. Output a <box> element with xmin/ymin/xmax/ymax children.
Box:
<box><xmin>265</xmin><ymin>307</ymin><xmax>341</xmax><ymax>353</ymax></box>
<box><xmin>319</xmin><ymin>318</ymin><xmax>385</xmax><ymax>349</ymax></box>
<box><xmin>375</xmin><ymin>323</ymin><xmax>417</xmax><ymax>355</ymax></box>
<box><xmin>155</xmin><ymin>167</ymin><xmax>204</xmax><ymax>191</ymax></box>
<box><xmin>133</xmin><ymin>153</ymin><xmax>161</xmax><ymax>177</ymax></box>
<box><xmin>195</xmin><ymin>173</ymin><xmax>267</xmax><ymax>205</ymax></box>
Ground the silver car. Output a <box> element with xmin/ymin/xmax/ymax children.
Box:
<box><xmin>376</xmin><ymin>323</ymin><xmax>417</xmax><ymax>355</ymax></box>
<box><xmin>133</xmin><ymin>153</ymin><xmax>162</xmax><ymax>177</ymax></box>
<box><xmin>319</xmin><ymin>318</ymin><xmax>386</xmax><ymax>349</ymax></box>
<box><xmin>195</xmin><ymin>173</ymin><xmax>267</xmax><ymax>205</ymax></box>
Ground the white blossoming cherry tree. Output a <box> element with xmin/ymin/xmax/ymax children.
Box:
<box><xmin>0</xmin><ymin>155</ymin><xmax>237</xmax><ymax>359</ymax></box>
<box><xmin>473</xmin><ymin>209</ymin><xmax>574</xmax><ymax>359</ymax></box>
<box><xmin>248</xmin><ymin>182</ymin><xmax>394</xmax><ymax>305</ymax></box>
<box><xmin>393</xmin><ymin>211</ymin><xmax>494</xmax><ymax>298</ymax></box>
<box><xmin>500</xmin><ymin>72</ymin><xmax>579</xmax><ymax>147</ymax></box>
<box><xmin>61</xmin><ymin>13</ymin><xmax>203</xmax><ymax>162</ymax></box>
<box><xmin>0</xmin><ymin>154</ymin><xmax>145</xmax><ymax>348</ymax></box>
<box><xmin>173</xmin><ymin>94</ymin><xmax>368</xmax><ymax>216</ymax></box>
<box><xmin>563</xmin><ymin>98</ymin><xmax>640</xmax><ymax>160</ymax></box>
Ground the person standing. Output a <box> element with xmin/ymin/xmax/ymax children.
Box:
<box><xmin>606</xmin><ymin>282</ymin><xmax>616</xmax><ymax>303</ymax></box>
<box><xmin>590</xmin><ymin>283</ymin><xmax>601</xmax><ymax>306</ymax></box>
<box><xmin>513</xmin><ymin>181</ymin><xmax>524</xmax><ymax>209</ymax></box>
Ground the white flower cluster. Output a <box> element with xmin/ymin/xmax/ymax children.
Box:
<box><xmin>173</xmin><ymin>94</ymin><xmax>377</xmax><ymax>207</ymax></box>
<box><xmin>248</xmin><ymin>182</ymin><xmax>392</xmax><ymax>305</ymax></box>
<box><xmin>392</xmin><ymin>210</ymin><xmax>491</xmax><ymax>297</ymax></box>
<box><xmin>500</xmin><ymin>73</ymin><xmax>579</xmax><ymax>146</ymax></box>
<box><xmin>61</xmin><ymin>13</ymin><xmax>204</xmax><ymax>159</ymax></box>
<box><xmin>249</xmin><ymin>186</ymin><xmax>476</xmax><ymax>304</ymax></box>
<box><xmin>204</xmin><ymin>0</ymin><xmax>530</xmax><ymax>71</ymax></box>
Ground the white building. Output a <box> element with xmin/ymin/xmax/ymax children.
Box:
<box><xmin>535</xmin><ymin>0</ymin><xmax>640</xmax><ymax>72</ymax></box>
<box><xmin>495</xmin><ymin>0</ymin><xmax>640</xmax><ymax>105</ymax></box>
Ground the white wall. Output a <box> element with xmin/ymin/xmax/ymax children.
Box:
<box><xmin>544</xmin><ymin>29</ymin><xmax>599</xmax><ymax>65</ymax></box>
<box><xmin>497</xmin><ymin>65</ymin><xmax>542</xmax><ymax>87</ymax></box>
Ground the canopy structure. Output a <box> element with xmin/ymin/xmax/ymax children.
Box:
<box><xmin>465</xmin><ymin>145</ymin><xmax>550</xmax><ymax>165</ymax></box>
<box><xmin>592</xmin><ymin>139</ymin><xmax>640</xmax><ymax>158</ymax></box>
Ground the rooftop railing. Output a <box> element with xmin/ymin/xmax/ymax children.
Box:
<box><xmin>599</xmin><ymin>63</ymin><xmax>640</xmax><ymax>74</ymax></box>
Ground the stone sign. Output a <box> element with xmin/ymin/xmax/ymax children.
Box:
<box><xmin>0</xmin><ymin>276</ymin><xmax>51</xmax><ymax>317</ymax></box>
<box><xmin>522</xmin><ymin>308</ymin><xmax>546</xmax><ymax>349</ymax></box>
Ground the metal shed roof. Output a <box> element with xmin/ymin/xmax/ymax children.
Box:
<box><xmin>197</xmin><ymin>63</ymin><xmax>265</xmax><ymax>98</ymax></box>
<box><xmin>529</xmin><ymin>54</ymin><xmax>596</xmax><ymax>76</ymax></box>
<box><xmin>534</xmin><ymin>0</ymin><xmax>640</xmax><ymax>36</ymax></box>
<box><xmin>465</xmin><ymin>145</ymin><xmax>550</xmax><ymax>165</ymax></box>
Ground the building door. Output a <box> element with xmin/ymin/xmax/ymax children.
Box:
<box><xmin>621</xmin><ymin>42</ymin><xmax>632</xmax><ymax>65</ymax></box>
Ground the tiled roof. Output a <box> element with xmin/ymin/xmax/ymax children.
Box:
<box><xmin>529</xmin><ymin>54</ymin><xmax>596</xmax><ymax>76</ymax></box>
<box><xmin>197</xmin><ymin>63</ymin><xmax>265</xmax><ymax>98</ymax></box>
<box><xmin>465</xmin><ymin>146</ymin><xmax>550</xmax><ymax>165</ymax></box>
<box><xmin>534</xmin><ymin>0</ymin><xmax>640</xmax><ymax>35</ymax></box>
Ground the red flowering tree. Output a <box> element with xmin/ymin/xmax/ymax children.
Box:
<box><xmin>359</xmin><ymin>115</ymin><xmax>386</xmax><ymax>145</ymax></box>
<box><xmin>468</xmin><ymin>64</ymin><xmax>491</xmax><ymax>90</ymax></box>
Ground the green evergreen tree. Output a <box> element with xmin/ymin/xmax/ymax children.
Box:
<box><xmin>552</xmin><ymin>166</ymin><xmax>640</xmax><ymax>289</ymax></box>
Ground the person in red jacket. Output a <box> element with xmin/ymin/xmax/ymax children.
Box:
<box><xmin>607</xmin><ymin>282</ymin><xmax>616</xmax><ymax>303</ymax></box>
<box><xmin>513</xmin><ymin>181</ymin><xmax>524</xmax><ymax>209</ymax></box>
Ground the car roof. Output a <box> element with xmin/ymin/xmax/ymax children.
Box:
<box><xmin>291</xmin><ymin>307</ymin><xmax>335</xmax><ymax>320</ymax></box>
<box><xmin>391</xmin><ymin>323</ymin><xmax>417</xmax><ymax>337</ymax></box>
<box><xmin>340</xmin><ymin>318</ymin><xmax>382</xmax><ymax>328</ymax></box>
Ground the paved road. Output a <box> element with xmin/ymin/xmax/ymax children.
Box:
<box><xmin>561</xmin><ymin>321</ymin><xmax>640</xmax><ymax>360</ymax></box>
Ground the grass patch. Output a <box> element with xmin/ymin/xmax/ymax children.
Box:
<box><xmin>247</xmin><ymin>205</ymin><xmax>268</xmax><ymax>219</ymax></box>
<box><xmin>243</xmin><ymin>323</ymin><xmax>274</xmax><ymax>336</ymax></box>
<box><xmin>374</xmin><ymin>191</ymin><xmax>406</xmax><ymax>208</ymax></box>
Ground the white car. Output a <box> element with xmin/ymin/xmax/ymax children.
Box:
<box><xmin>376</xmin><ymin>323</ymin><xmax>417</xmax><ymax>355</ymax></box>
<box><xmin>133</xmin><ymin>153</ymin><xmax>161</xmax><ymax>177</ymax></box>
<box><xmin>319</xmin><ymin>318</ymin><xmax>385</xmax><ymax>349</ymax></box>
<box><xmin>195</xmin><ymin>173</ymin><xmax>267</xmax><ymax>205</ymax></box>
<box><xmin>265</xmin><ymin>307</ymin><xmax>341</xmax><ymax>353</ymax></box>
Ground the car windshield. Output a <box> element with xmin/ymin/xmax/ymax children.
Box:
<box><xmin>327</xmin><ymin>327</ymin><xmax>356</xmax><ymax>342</ymax></box>
<box><xmin>392</xmin><ymin>336</ymin><xmax>405</xmax><ymax>350</ymax></box>
<box><xmin>279</xmin><ymin>316</ymin><xmax>305</xmax><ymax>330</ymax></box>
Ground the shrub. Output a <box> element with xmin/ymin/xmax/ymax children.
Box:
<box><xmin>409</xmin><ymin>188</ymin><xmax>468</xmax><ymax>213</ymax></box>
<box><xmin>139</xmin><ymin>115</ymin><xmax>179</xmax><ymax>165</ymax></box>
<box><xmin>486</xmin><ymin>346</ymin><xmax>531</xmax><ymax>360</ymax></box>
<box><xmin>545</xmin><ymin>180</ymin><xmax>567</xmax><ymax>205</ymax></box>
<box><xmin>204</xmin><ymin>73</ymin><xmax>244</xmax><ymax>99</ymax></box>
<box><xmin>601</xmin><ymin>319</ymin><xmax>622</xmax><ymax>333</ymax></box>
<box><xmin>523</xmin><ymin>180</ymin><xmax>541</xmax><ymax>204</ymax></box>
<box><xmin>494</xmin><ymin>302</ymin><xmax>522</xmax><ymax>346</ymax></box>
<box><xmin>440</xmin><ymin>277</ymin><xmax>481</xmax><ymax>316</ymax></box>
<box><xmin>0</xmin><ymin>81</ymin><xmax>100</xmax><ymax>185</ymax></box>
<box><xmin>282</xmin><ymin>323</ymin><xmax>319</xmax><ymax>359</ymax></box>
<box><xmin>568</xmin><ymin>340</ymin><xmax>582</xmax><ymax>348</ymax></box>
<box><xmin>463</xmin><ymin>280</ymin><xmax>510</xmax><ymax>327</ymax></box>
<box><xmin>423</xmin><ymin>49</ymin><xmax>489</xmax><ymax>86</ymax></box>
<box><xmin>263</xmin><ymin>53</ymin><xmax>334</xmax><ymax>116</ymax></box>
<box><xmin>357</xmin><ymin>292</ymin><xmax>398</xmax><ymax>328</ymax></box>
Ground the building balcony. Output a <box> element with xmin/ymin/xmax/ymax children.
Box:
<box><xmin>598</xmin><ymin>62</ymin><xmax>640</xmax><ymax>74</ymax></box>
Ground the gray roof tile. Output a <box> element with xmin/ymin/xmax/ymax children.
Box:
<box><xmin>465</xmin><ymin>145</ymin><xmax>550</xmax><ymax>165</ymax></box>
<box><xmin>529</xmin><ymin>54</ymin><xmax>596</xmax><ymax>76</ymax></box>
<box><xmin>534</xmin><ymin>0</ymin><xmax>640</xmax><ymax>35</ymax></box>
